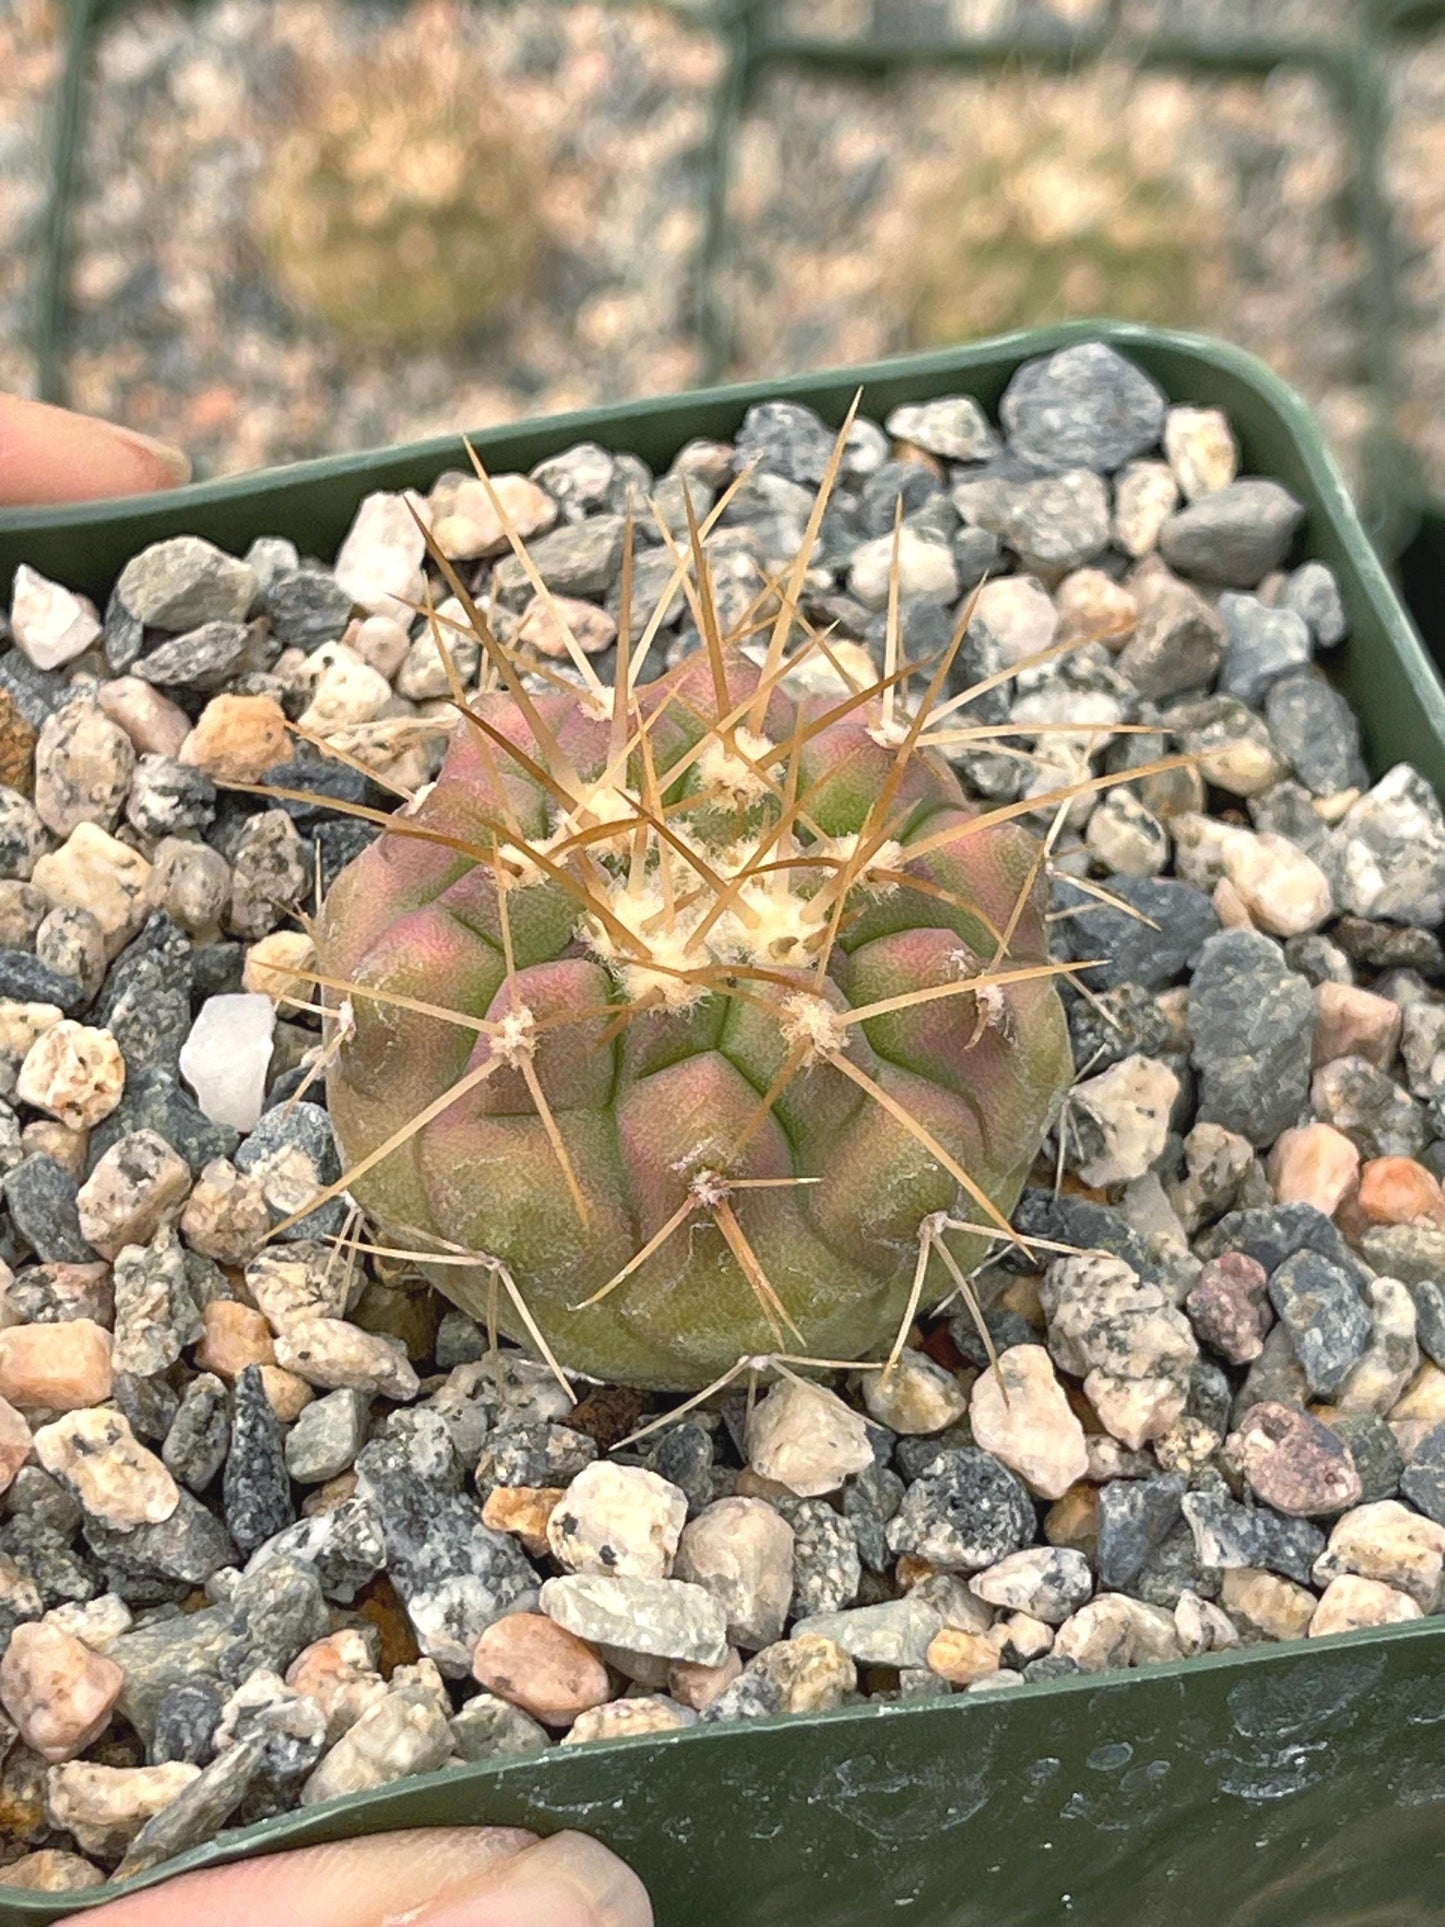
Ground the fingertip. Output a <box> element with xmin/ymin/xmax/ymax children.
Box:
<box><xmin>414</xmin><ymin>1833</ymin><xmax>653</xmax><ymax>1927</ymax></box>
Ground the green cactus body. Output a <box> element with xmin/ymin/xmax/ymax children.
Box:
<box><xmin>319</xmin><ymin>641</ymin><xmax>1072</xmax><ymax>1389</ymax></box>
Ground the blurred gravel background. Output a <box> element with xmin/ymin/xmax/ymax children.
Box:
<box><xmin>1</xmin><ymin>0</ymin><xmax>1443</xmax><ymax>503</ymax></box>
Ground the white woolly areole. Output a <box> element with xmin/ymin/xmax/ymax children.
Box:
<box><xmin>493</xmin><ymin>1003</ymin><xmax>538</xmax><ymax>1065</ymax></box>
<box><xmin>778</xmin><ymin>990</ymin><xmax>848</xmax><ymax>1062</ymax></box>
<box><xmin>694</xmin><ymin>727</ymin><xmax>777</xmax><ymax>807</ymax></box>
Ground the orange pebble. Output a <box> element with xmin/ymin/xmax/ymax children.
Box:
<box><xmin>1357</xmin><ymin>1157</ymin><xmax>1445</xmax><ymax>1228</ymax></box>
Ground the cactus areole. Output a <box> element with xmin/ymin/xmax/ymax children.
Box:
<box><xmin>318</xmin><ymin>567</ymin><xmax>1073</xmax><ymax>1389</ymax></box>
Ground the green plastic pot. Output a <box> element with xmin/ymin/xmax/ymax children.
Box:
<box><xmin>2</xmin><ymin>322</ymin><xmax>1444</xmax><ymax>1927</ymax></box>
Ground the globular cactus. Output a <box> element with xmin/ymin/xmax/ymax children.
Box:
<box><xmin>311</xmin><ymin>464</ymin><xmax>1073</xmax><ymax>1391</ymax></box>
<box><xmin>905</xmin><ymin>65</ymin><xmax>1229</xmax><ymax>347</ymax></box>
<box><xmin>257</xmin><ymin>1</ymin><xmax>537</xmax><ymax>349</ymax></box>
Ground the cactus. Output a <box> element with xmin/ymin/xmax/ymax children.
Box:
<box><xmin>904</xmin><ymin>65</ymin><xmax>1230</xmax><ymax>347</ymax></box>
<box><xmin>305</xmin><ymin>445</ymin><xmax>1075</xmax><ymax>1391</ymax></box>
<box><xmin>257</xmin><ymin>1</ymin><xmax>538</xmax><ymax>349</ymax></box>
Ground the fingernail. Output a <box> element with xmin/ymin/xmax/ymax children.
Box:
<box><xmin>105</xmin><ymin>421</ymin><xmax>192</xmax><ymax>488</ymax></box>
<box><xmin>413</xmin><ymin>1833</ymin><xmax>652</xmax><ymax>1927</ymax></box>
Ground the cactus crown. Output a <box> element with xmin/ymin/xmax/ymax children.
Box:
<box><xmin>292</xmin><ymin>413</ymin><xmax>1144</xmax><ymax>1393</ymax></box>
<box><xmin>257</xmin><ymin>0</ymin><xmax>538</xmax><ymax>349</ymax></box>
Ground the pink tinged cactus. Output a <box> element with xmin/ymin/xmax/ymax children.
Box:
<box><xmin>304</xmin><ymin>440</ymin><xmax>1076</xmax><ymax>1391</ymax></box>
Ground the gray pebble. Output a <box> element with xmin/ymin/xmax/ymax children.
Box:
<box><xmin>780</xmin><ymin>1498</ymin><xmax>862</xmax><ymax>1617</ymax></box>
<box><xmin>149</xmin><ymin>1679</ymin><xmax>225</xmax><ymax>1766</ymax></box>
<box><xmin>1064</xmin><ymin>874</ymin><xmax>1220</xmax><ymax>991</ymax></box>
<box><xmin>493</xmin><ymin>516</ymin><xmax>625</xmax><ymax>604</ymax></box>
<box><xmin>1180</xmin><ymin>1487</ymin><xmax>1325</xmax><ymax>1585</ymax></box>
<box><xmin>356</xmin><ymin>1411</ymin><xmax>537</xmax><ymax>1675</ymax></box>
<box><xmin>1218</xmin><ymin>593</ymin><xmax>1312</xmax><ymax>705</ymax></box>
<box><xmin>1268</xmin><ymin>1249</ymin><xmax>1373</xmax><ymax>1398</ymax></box>
<box><xmin>265</xmin><ymin>568</ymin><xmax>354</xmax><ymax>648</ymax></box>
<box><xmin>245</xmin><ymin>1497</ymin><xmax>384</xmax><ymax>1605</ymax></box>
<box><xmin>234</xmin><ymin>1099</ymin><xmax>345</xmax><ymax>1241</ymax></box>
<box><xmin>734</xmin><ymin>400</ymin><xmax>835</xmax><ymax>486</ymax></box>
<box><xmin>133</xmin><ymin>621</ymin><xmax>250</xmax><ymax>692</ymax></box>
<box><xmin>285</xmin><ymin>1388</ymin><xmax>370</xmax><ymax>1485</ymax></box>
<box><xmin>162</xmin><ymin>1374</ymin><xmax>231</xmax><ymax>1493</ymax></box>
<box><xmin>884</xmin><ymin>1448</ymin><xmax>1035</xmax><ymax>1572</ymax></box>
<box><xmin>1159</xmin><ymin>479</ymin><xmax>1305</xmax><ymax>587</ymax></box>
<box><xmin>1097</xmin><ymin>1474</ymin><xmax>1187</xmax><ymax>1589</ymax></box>
<box><xmin>1188</xmin><ymin>930</ymin><xmax>1314</xmax><ymax>1148</ymax></box>
<box><xmin>224</xmin><ymin>1366</ymin><xmax>296</xmax><ymax>1556</ymax></box>
<box><xmin>116</xmin><ymin>537</ymin><xmax>257</xmax><ymax>632</ymax></box>
<box><xmin>3</xmin><ymin>1153</ymin><xmax>96</xmax><ymax>1263</ymax></box>
<box><xmin>84</xmin><ymin>1488</ymin><xmax>237</xmax><ymax>1606</ymax></box>
<box><xmin>1280</xmin><ymin>560</ymin><xmax>1346</xmax><ymax>646</ymax></box>
<box><xmin>450</xmin><ymin>1694</ymin><xmax>552</xmax><ymax>1761</ymax></box>
<box><xmin>1000</xmin><ymin>343</ymin><xmax>1167</xmax><ymax>473</ymax></box>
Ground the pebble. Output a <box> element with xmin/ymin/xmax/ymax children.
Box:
<box><xmin>34</xmin><ymin>700</ymin><xmax>135</xmax><ymax>842</ymax></box>
<box><xmin>0</xmin><ymin>1320</ymin><xmax>113</xmax><ymax>1412</ymax></box>
<box><xmin>1220</xmin><ymin>829</ymin><xmax>1333</xmax><ymax>938</ymax></box>
<box><xmin>178</xmin><ymin>993</ymin><xmax>276</xmax><ymax>1134</ymax></box>
<box><xmin>471</xmin><ymin>1612</ymin><xmax>610</xmax><ymax>1726</ymax></box>
<box><xmin>1000</xmin><ymin>343</ymin><xmax>1166</xmax><ymax>473</ymax></box>
<box><xmin>180</xmin><ymin>694</ymin><xmax>291</xmax><ymax>786</ymax></box>
<box><xmin>161</xmin><ymin>1374</ymin><xmax>230</xmax><ymax>1494</ymax></box>
<box><xmin>1309</xmin><ymin>1573</ymin><xmax>1422</xmax><ymax>1635</ymax></box>
<box><xmin>301</xmin><ymin>1680</ymin><xmax>451</xmax><ymax>1805</ymax></box>
<box><xmin>1335</xmin><ymin>765</ymin><xmax>1445</xmax><ymax>926</ymax></box>
<box><xmin>969</xmin><ymin>1547</ymin><xmax>1092</xmax><ymax>1625</ymax></box>
<box><xmin>734</xmin><ymin>1634</ymin><xmax>856</xmax><ymax>1716</ymax></box>
<box><xmin>1219</xmin><ymin>1567</ymin><xmax>1317</xmax><ymax>1641</ymax></box>
<box><xmin>275</xmin><ymin>1320</ymin><xmax>418</xmax><ymax>1401</ymax></box>
<box><xmin>46</xmin><ymin>1761</ymin><xmax>202</xmax><ymax>1860</ymax></box>
<box><xmin>179</xmin><ymin>1157</ymin><xmax>271</xmax><ymax>1265</ymax></box>
<box><xmin>196</xmin><ymin>1300</ymin><xmax>276</xmax><ymax>1380</ymax></box>
<box><xmin>330</xmin><ymin>493</ymin><xmax>426</xmax><ymax>618</ymax></box>
<box><xmin>884</xmin><ymin>1448</ymin><xmax>1034</xmax><ymax>1572</ymax></box>
<box><xmin>744</xmin><ymin>1378</ymin><xmax>875</xmax><ymax>1498</ymax></box>
<box><xmin>1181</xmin><ymin>1488</ymin><xmax>1324</xmax><ymax>1586</ymax></box>
<box><xmin>1188</xmin><ymin>929</ymin><xmax>1315</xmax><ymax>1148</ymax></box>
<box><xmin>886</xmin><ymin>397</ymin><xmax>999</xmax><ymax>462</ymax></box>
<box><xmin>112</xmin><ymin>1231</ymin><xmax>202</xmax><ymax>1377</ymax></box>
<box><xmin>540</xmin><ymin>1574</ymin><xmax>728</xmax><ymax>1666</ymax></box>
<box><xmin>1313</xmin><ymin>981</ymin><xmax>1402</xmax><ymax>1069</ymax></box>
<box><xmin>0</xmin><ymin>1395</ymin><xmax>34</xmax><ymax>1495</ymax></box>
<box><xmin>224</xmin><ymin>1365</ymin><xmax>295</xmax><ymax>1555</ymax></box>
<box><xmin>1164</xmin><ymin>405</ymin><xmax>1238</xmax><ymax>499</ymax></box>
<box><xmin>1230</xmin><ymin>1402</ymin><xmax>1363</xmax><ymax>1516</ymax></box>
<box><xmin>449</xmin><ymin>1692</ymin><xmax>551</xmax><ymax>1761</ymax></box>
<box><xmin>1041</xmin><ymin>1253</ymin><xmax>1197</xmax><ymax>1449</ymax></box>
<box><xmin>861</xmin><ymin>1350</ymin><xmax>966</xmax><ymax>1435</ymax></box>
<box><xmin>1113</xmin><ymin>461</ymin><xmax>1180</xmax><ymax>557</ymax></box>
<box><xmin>1267</xmin><ymin>1249</ymin><xmax>1372</xmax><ymax>1398</ymax></box>
<box><xmin>284</xmin><ymin>1388</ymin><xmax>369</xmax><ymax>1487</ymax></box>
<box><xmin>966</xmin><ymin>1345</ymin><xmax>1088</xmax><ymax>1500</ymax></box>
<box><xmin>848</xmin><ymin>525</ymin><xmax>959</xmax><ymax>609</ymax></box>
<box><xmin>9</xmin><ymin>568</ymin><xmax>102</xmax><ymax>672</ymax></box>
<box><xmin>31</xmin><ymin>824</ymin><xmax>152</xmax><ymax>957</ymax></box>
<box><xmin>0</xmin><ymin>1849</ymin><xmax>104</xmax><ymax>1892</ymax></box>
<box><xmin>1186</xmin><ymin>1253</ymin><xmax>1273</xmax><ymax>1365</ymax></box>
<box><xmin>35</xmin><ymin>1407</ymin><xmax>179</xmax><ymax>1531</ymax></box>
<box><xmin>1268</xmin><ymin>1116</ymin><xmax>1367</xmax><ymax>1218</ymax></box>
<box><xmin>115</xmin><ymin>538</ymin><xmax>256</xmax><ymax>634</ymax></box>
<box><xmin>1068</xmin><ymin>1053</ymin><xmax>1179</xmax><ymax>1187</ymax></box>
<box><xmin>0</xmin><ymin>1621</ymin><xmax>123</xmax><ymax>1763</ymax></box>
<box><xmin>1117</xmin><ymin>570</ymin><xmax>1223</xmax><ymax>699</ymax></box>
<box><xmin>674</xmin><ymin>1498</ymin><xmax>794</xmax><ymax>1649</ymax></box>
<box><xmin>785</xmin><ymin>1499</ymin><xmax>861</xmax><ymax>1617</ymax></box>
<box><xmin>1266</xmin><ymin>673</ymin><xmax>1368</xmax><ymax>797</ymax></box>
<box><xmin>967</xmin><ymin>574</ymin><xmax>1058</xmax><ymax>668</ymax></box>
<box><xmin>1336</xmin><ymin>1277</ymin><xmax>1419</xmax><ymax>1416</ymax></box>
<box><xmin>234</xmin><ymin>1100</ymin><xmax>344</xmax><ymax>1241</ymax></box>
<box><xmin>75</xmin><ymin>1130</ymin><xmax>191</xmax><ymax>1261</ymax></box>
<box><xmin>561</xmin><ymin>1697</ymin><xmax>694</xmax><ymax>1746</ymax></box>
<box><xmin>1158</xmin><ymin>479</ymin><xmax>1305</xmax><ymax>588</ymax></box>
<box><xmin>544</xmin><ymin>1461</ymin><xmax>687</xmax><ymax>1582</ymax></box>
<box><xmin>355</xmin><ymin>1414</ymin><xmax>536</xmax><ymax>1676</ymax></box>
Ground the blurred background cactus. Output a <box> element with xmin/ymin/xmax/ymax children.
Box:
<box><xmin>257</xmin><ymin>0</ymin><xmax>540</xmax><ymax>349</ymax></box>
<box><xmin>903</xmin><ymin>64</ymin><xmax>1232</xmax><ymax>345</ymax></box>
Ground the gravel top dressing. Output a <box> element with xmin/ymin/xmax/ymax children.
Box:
<box><xmin>1</xmin><ymin>338</ymin><xmax>1445</xmax><ymax>1898</ymax></box>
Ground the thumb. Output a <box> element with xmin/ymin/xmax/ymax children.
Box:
<box><xmin>0</xmin><ymin>392</ymin><xmax>191</xmax><ymax>506</ymax></box>
<box><xmin>57</xmin><ymin>1827</ymin><xmax>652</xmax><ymax>1927</ymax></box>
